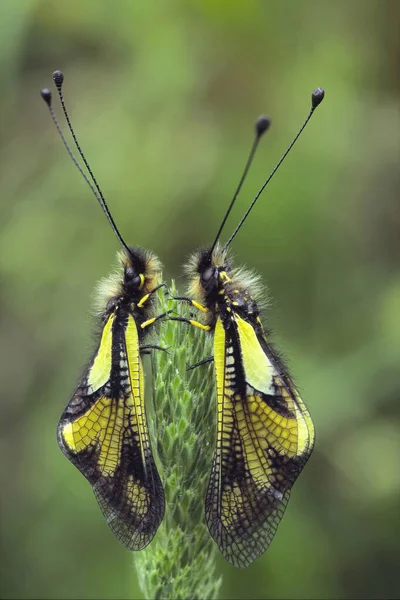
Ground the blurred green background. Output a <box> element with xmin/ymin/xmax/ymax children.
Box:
<box><xmin>1</xmin><ymin>1</ymin><xmax>399</xmax><ymax>598</ymax></box>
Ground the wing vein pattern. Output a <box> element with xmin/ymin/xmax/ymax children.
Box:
<box><xmin>57</xmin><ymin>310</ymin><xmax>164</xmax><ymax>550</ymax></box>
<box><xmin>206</xmin><ymin>315</ymin><xmax>314</xmax><ymax>567</ymax></box>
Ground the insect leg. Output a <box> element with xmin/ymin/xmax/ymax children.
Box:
<box><xmin>169</xmin><ymin>316</ymin><xmax>211</xmax><ymax>331</ymax></box>
<box><xmin>140</xmin><ymin>344</ymin><xmax>170</xmax><ymax>354</ymax></box>
<box><xmin>166</xmin><ymin>293</ymin><xmax>209</xmax><ymax>313</ymax></box>
<box><xmin>137</xmin><ymin>283</ymin><xmax>167</xmax><ymax>307</ymax></box>
<box><xmin>141</xmin><ymin>310</ymin><xmax>173</xmax><ymax>330</ymax></box>
<box><xmin>187</xmin><ymin>356</ymin><xmax>214</xmax><ymax>371</ymax></box>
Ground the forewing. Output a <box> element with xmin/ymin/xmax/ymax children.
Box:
<box><xmin>206</xmin><ymin>316</ymin><xmax>314</xmax><ymax>567</ymax></box>
<box><xmin>57</xmin><ymin>312</ymin><xmax>164</xmax><ymax>550</ymax></box>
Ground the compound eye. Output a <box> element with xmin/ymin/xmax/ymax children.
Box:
<box><xmin>125</xmin><ymin>268</ymin><xmax>142</xmax><ymax>288</ymax></box>
<box><xmin>201</xmin><ymin>267</ymin><xmax>214</xmax><ymax>283</ymax></box>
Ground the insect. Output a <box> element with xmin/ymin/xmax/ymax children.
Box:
<box><xmin>40</xmin><ymin>71</ymin><xmax>165</xmax><ymax>550</ymax></box>
<box><xmin>172</xmin><ymin>88</ymin><xmax>325</xmax><ymax>567</ymax></box>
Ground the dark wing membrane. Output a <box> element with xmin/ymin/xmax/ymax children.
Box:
<box><xmin>57</xmin><ymin>312</ymin><xmax>164</xmax><ymax>550</ymax></box>
<box><xmin>206</xmin><ymin>316</ymin><xmax>314</xmax><ymax>567</ymax></box>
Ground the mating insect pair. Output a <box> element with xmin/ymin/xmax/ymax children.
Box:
<box><xmin>41</xmin><ymin>71</ymin><xmax>324</xmax><ymax>568</ymax></box>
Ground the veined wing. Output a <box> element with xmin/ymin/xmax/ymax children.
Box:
<box><xmin>206</xmin><ymin>315</ymin><xmax>314</xmax><ymax>567</ymax></box>
<box><xmin>57</xmin><ymin>311</ymin><xmax>164</xmax><ymax>550</ymax></box>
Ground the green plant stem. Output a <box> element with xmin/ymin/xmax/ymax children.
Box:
<box><xmin>135</xmin><ymin>282</ymin><xmax>222</xmax><ymax>600</ymax></box>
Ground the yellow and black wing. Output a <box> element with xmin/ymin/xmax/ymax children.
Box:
<box><xmin>57</xmin><ymin>310</ymin><xmax>164</xmax><ymax>550</ymax></box>
<box><xmin>206</xmin><ymin>314</ymin><xmax>314</xmax><ymax>567</ymax></box>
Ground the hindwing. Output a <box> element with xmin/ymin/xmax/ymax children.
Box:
<box><xmin>57</xmin><ymin>310</ymin><xmax>164</xmax><ymax>550</ymax></box>
<box><xmin>206</xmin><ymin>314</ymin><xmax>314</xmax><ymax>567</ymax></box>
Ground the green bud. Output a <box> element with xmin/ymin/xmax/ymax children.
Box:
<box><xmin>135</xmin><ymin>282</ymin><xmax>221</xmax><ymax>600</ymax></box>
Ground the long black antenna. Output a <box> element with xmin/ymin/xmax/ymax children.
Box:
<box><xmin>40</xmin><ymin>71</ymin><xmax>130</xmax><ymax>254</ymax></box>
<box><xmin>223</xmin><ymin>87</ymin><xmax>325</xmax><ymax>249</ymax></box>
<box><xmin>209</xmin><ymin>115</ymin><xmax>271</xmax><ymax>256</ymax></box>
<box><xmin>40</xmin><ymin>88</ymin><xmax>104</xmax><ymax>206</ymax></box>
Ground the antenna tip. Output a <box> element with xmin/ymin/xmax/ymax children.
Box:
<box><xmin>40</xmin><ymin>88</ymin><xmax>52</xmax><ymax>107</ymax></box>
<box><xmin>52</xmin><ymin>70</ymin><xmax>64</xmax><ymax>89</ymax></box>
<box><xmin>255</xmin><ymin>115</ymin><xmax>271</xmax><ymax>136</ymax></box>
<box><xmin>311</xmin><ymin>87</ymin><xmax>325</xmax><ymax>109</ymax></box>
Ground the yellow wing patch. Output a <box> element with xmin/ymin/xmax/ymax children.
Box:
<box><xmin>125</xmin><ymin>314</ymin><xmax>147</xmax><ymax>466</ymax></box>
<box><xmin>87</xmin><ymin>313</ymin><xmax>114</xmax><ymax>392</ymax></box>
<box><xmin>62</xmin><ymin>395</ymin><xmax>124</xmax><ymax>477</ymax></box>
<box><xmin>235</xmin><ymin>314</ymin><xmax>274</xmax><ymax>395</ymax></box>
<box><xmin>236</xmin><ymin>314</ymin><xmax>313</xmax><ymax>456</ymax></box>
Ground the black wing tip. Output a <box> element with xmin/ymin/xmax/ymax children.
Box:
<box><xmin>94</xmin><ymin>478</ymin><xmax>165</xmax><ymax>551</ymax></box>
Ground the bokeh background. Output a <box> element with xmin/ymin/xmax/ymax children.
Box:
<box><xmin>1</xmin><ymin>1</ymin><xmax>399</xmax><ymax>599</ymax></box>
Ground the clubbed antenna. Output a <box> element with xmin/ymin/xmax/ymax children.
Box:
<box><xmin>224</xmin><ymin>87</ymin><xmax>325</xmax><ymax>249</ymax></box>
<box><xmin>209</xmin><ymin>114</ymin><xmax>271</xmax><ymax>256</ymax></box>
<box><xmin>40</xmin><ymin>71</ymin><xmax>130</xmax><ymax>254</ymax></box>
